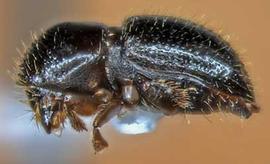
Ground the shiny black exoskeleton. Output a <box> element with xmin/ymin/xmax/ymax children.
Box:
<box><xmin>17</xmin><ymin>15</ymin><xmax>259</xmax><ymax>153</ymax></box>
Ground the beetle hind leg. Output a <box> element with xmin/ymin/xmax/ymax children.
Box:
<box><xmin>229</xmin><ymin>99</ymin><xmax>259</xmax><ymax>119</ymax></box>
<box><xmin>212</xmin><ymin>88</ymin><xmax>260</xmax><ymax>119</ymax></box>
<box><xmin>160</xmin><ymin>80</ymin><xmax>198</xmax><ymax>111</ymax></box>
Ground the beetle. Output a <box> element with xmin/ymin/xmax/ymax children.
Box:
<box><xmin>16</xmin><ymin>15</ymin><xmax>259</xmax><ymax>153</ymax></box>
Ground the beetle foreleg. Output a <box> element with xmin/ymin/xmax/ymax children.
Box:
<box><xmin>66</xmin><ymin>109</ymin><xmax>87</xmax><ymax>132</ymax></box>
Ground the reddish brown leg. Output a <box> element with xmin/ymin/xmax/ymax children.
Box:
<box><xmin>210</xmin><ymin>88</ymin><xmax>259</xmax><ymax>118</ymax></box>
<box><xmin>91</xmin><ymin>84</ymin><xmax>140</xmax><ymax>153</ymax></box>
<box><xmin>92</xmin><ymin>98</ymin><xmax>121</xmax><ymax>153</ymax></box>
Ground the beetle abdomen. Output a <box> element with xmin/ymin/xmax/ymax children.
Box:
<box><xmin>121</xmin><ymin>16</ymin><xmax>254</xmax><ymax>102</ymax></box>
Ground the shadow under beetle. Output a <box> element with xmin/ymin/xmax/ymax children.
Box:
<box><xmin>16</xmin><ymin>15</ymin><xmax>259</xmax><ymax>153</ymax></box>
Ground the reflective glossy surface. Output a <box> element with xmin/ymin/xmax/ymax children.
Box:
<box><xmin>16</xmin><ymin>15</ymin><xmax>258</xmax><ymax>152</ymax></box>
<box><xmin>0</xmin><ymin>0</ymin><xmax>269</xmax><ymax>163</ymax></box>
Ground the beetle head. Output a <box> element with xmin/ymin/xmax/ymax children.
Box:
<box><xmin>17</xmin><ymin>22</ymin><xmax>109</xmax><ymax>133</ymax></box>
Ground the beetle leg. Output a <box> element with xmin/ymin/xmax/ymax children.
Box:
<box><xmin>210</xmin><ymin>88</ymin><xmax>259</xmax><ymax>118</ymax></box>
<box><xmin>67</xmin><ymin>109</ymin><xmax>87</xmax><ymax>132</ymax></box>
<box><xmin>226</xmin><ymin>97</ymin><xmax>259</xmax><ymax>119</ymax></box>
<box><xmin>92</xmin><ymin>88</ymin><xmax>121</xmax><ymax>153</ymax></box>
<box><xmin>135</xmin><ymin>77</ymin><xmax>198</xmax><ymax>115</ymax></box>
<box><xmin>157</xmin><ymin>80</ymin><xmax>197</xmax><ymax>110</ymax></box>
